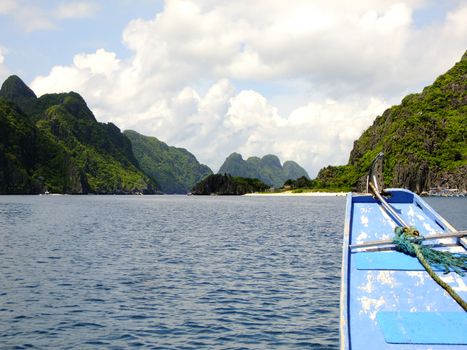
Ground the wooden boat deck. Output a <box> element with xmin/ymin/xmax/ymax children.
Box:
<box><xmin>341</xmin><ymin>189</ymin><xmax>467</xmax><ymax>349</ymax></box>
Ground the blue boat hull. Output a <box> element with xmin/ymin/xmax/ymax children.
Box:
<box><xmin>341</xmin><ymin>189</ymin><xmax>467</xmax><ymax>349</ymax></box>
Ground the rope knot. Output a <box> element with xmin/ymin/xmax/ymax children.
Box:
<box><xmin>395</xmin><ymin>226</ymin><xmax>422</xmax><ymax>244</ymax></box>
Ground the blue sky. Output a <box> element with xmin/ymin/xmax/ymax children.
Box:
<box><xmin>0</xmin><ymin>1</ymin><xmax>163</xmax><ymax>81</ymax></box>
<box><xmin>0</xmin><ymin>0</ymin><xmax>466</xmax><ymax>175</ymax></box>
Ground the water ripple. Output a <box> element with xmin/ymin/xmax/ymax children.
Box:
<box><xmin>0</xmin><ymin>195</ymin><xmax>350</xmax><ymax>348</ymax></box>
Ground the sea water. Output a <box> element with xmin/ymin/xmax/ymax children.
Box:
<box><xmin>0</xmin><ymin>195</ymin><xmax>465</xmax><ymax>349</ymax></box>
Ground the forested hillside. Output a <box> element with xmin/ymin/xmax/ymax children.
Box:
<box><xmin>315</xmin><ymin>51</ymin><xmax>466</xmax><ymax>193</ymax></box>
<box><xmin>0</xmin><ymin>76</ymin><xmax>154</xmax><ymax>194</ymax></box>
<box><xmin>124</xmin><ymin>130</ymin><xmax>212</xmax><ymax>194</ymax></box>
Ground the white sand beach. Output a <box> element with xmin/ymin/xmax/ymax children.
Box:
<box><xmin>244</xmin><ymin>191</ymin><xmax>347</xmax><ymax>197</ymax></box>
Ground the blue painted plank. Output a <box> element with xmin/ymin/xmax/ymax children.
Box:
<box><xmin>377</xmin><ymin>312</ymin><xmax>467</xmax><ymax>345</ymax></box>
<box><xmin>355</xmin><ymin>251</ymin><xmax>447</xmax><ymax>271</ymax></box>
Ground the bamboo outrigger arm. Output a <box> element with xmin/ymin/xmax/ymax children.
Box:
<box><xmin>350</xmin><ymin>230</ymin><xmax>467</xmax><ymax>249</ymax></box>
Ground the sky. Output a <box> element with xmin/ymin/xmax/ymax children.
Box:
<box><xmin>0</xmin><ymin>0</ymin><xmax>466</xmax><ymax>176</ymax></box>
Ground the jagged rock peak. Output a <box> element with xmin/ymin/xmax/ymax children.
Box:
<box><xmin>0</xmin><ymin>75</ymin><xmax>37</xmax><ymax>100</ymax></box>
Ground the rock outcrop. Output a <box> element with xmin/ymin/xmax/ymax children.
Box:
<box><xmin>315</xmin><ymin>51</ymin><xmax>467</xmax><ymax>193</ymax></box>
<box><xmin>218</xmin><ymin>153</ymin><xmax>309</xmax><ymax>187</ymax></box>
<box><xmin>0</xmin><ymin>75</ymin><xmax>155</xmax><ymax>194</ymax></box>
<box><xmin>191</xmin><ymin>174</ymin><xmax>269</xmax><ymax>195</ymax></box>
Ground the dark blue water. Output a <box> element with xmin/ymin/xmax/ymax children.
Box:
<box><xmin>424</xmin><ymin>197</ymin><xmax>467</xmax><ymax>231</ymax></box>
<box><xmin>0</xmin><ymin>195</ymin><xmax>465</xmax><ymax>349</ymax></box>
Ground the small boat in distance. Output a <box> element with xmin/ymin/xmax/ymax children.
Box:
<box><xmin>340</xmin><ymin>153</ymin><xmax>467</xmax><ymax>349</ymax></box>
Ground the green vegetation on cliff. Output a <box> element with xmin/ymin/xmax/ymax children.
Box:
<box><xmin>218</xmin><ymin>153</ymin><xmax>309</xmax><ymax>187</ymax></box>
<box><xmin>0</xmin><ymin>76</ymin><xmax>154</xmax><ymax>194</ymax></box>
<box><xmin>0</xmin><ymin>99</ymin><xmax>73</xmax><ymax>193</ymax></box>
<box><xmin>192</xmin><ymin>173</ymin><xmax>270</xmax><ymax>195</ymax></box>
<box><xmin>124</xmin><ymin>130</ymin><xmax>212</xmax><ymax>194</ymax></box>
<box><xmin>314</xmin><ymin>51</ymin><xmax>467</xmax><ymax>193</ymax></box>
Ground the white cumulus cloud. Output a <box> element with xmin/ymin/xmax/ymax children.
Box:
<box><xmin>30</xmin><ymin>0</ymin><xmax>467</xmax><ymax>176</ymax></box>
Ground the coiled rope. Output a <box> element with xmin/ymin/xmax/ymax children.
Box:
<box><xmin>393</xmin><ymin>226</ymin><xmax>467</xmax><ymax>311</ymax></box>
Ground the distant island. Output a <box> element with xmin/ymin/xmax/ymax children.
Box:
<box><xmin>191</xmin><ymin>174</ymin><xmax>269</xmax><ymax>195</ymax></box>
<box><xmin>218</xmin><ymin>153</ymin><xmax>309</xmax><ymax>188</ymax></box>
